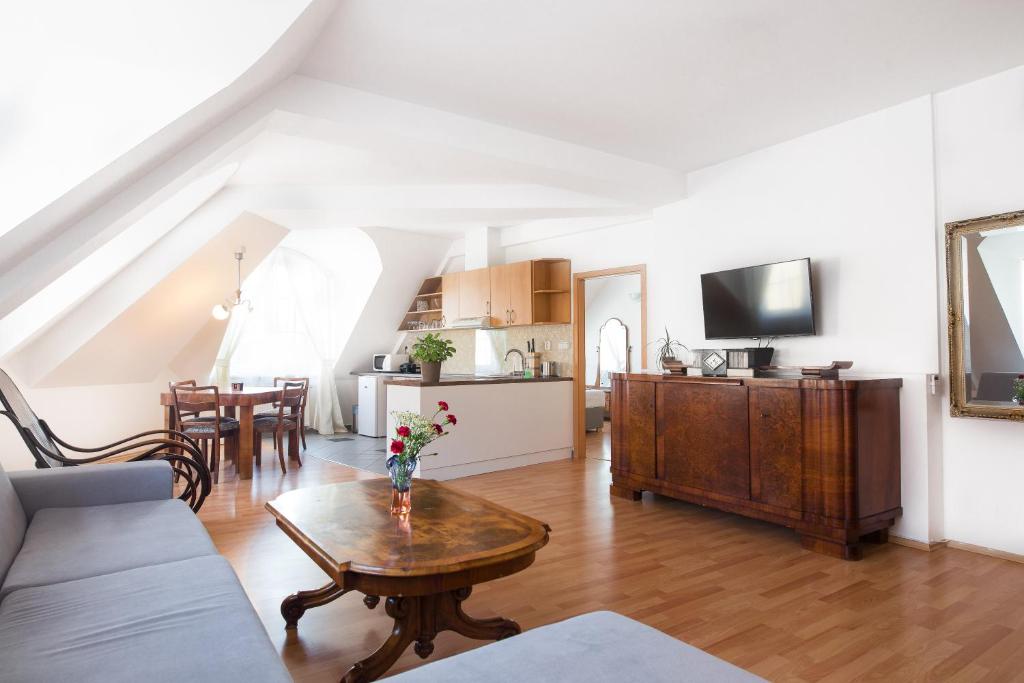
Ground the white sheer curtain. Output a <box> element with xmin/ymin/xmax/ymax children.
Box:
<box><xmin>210</xmin><ymin>306</ymin><xmax>250</xmax><ymax>388</ymax></box>
<box><xmin>217</xmin><ymin>247</ymin><xmax>346</xmax><ymax>434</ymax></box>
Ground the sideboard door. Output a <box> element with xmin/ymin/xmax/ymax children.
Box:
<box><xmin>657</xmin><ymin>382</ymin><xmax>750</xmax><ymax>499</ymax></box>
<box><xmin>611</xmin><ymin>379</ymin><xmax>656</xmax><ymax>480</ymax></box>
<box><xmin>749</xmin><ymin>387</ymin><xmax>803</xmax><ymax>511</ymax></box>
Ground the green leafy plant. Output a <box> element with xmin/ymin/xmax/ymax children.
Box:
<box><xmin>411</xmin><ymin>332</ymin><xmax>456</xmax><ymax>364</ymax></box>
<box><xmin>650</xmin><ymin>326</ymin><xmax>688</xmax><ymax>362</ymax></box>
<box><xmin>1013</xmin><ymin>374</ymin><xmax>1024</xmax><ymax>403</ymax></box>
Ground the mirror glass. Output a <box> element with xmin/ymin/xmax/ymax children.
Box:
<box><xmin>596</xmin><ymin>318</ymin><xmax>629</xmax><ymax>386</ymax></box>
<box><xmin>958</xmin><ymin>225</ymin><xmax>1024</xmax><ymax>407</ymax></box>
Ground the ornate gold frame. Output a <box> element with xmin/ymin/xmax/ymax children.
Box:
<box><xmin>946</xmin><ymin>208</ymin><xmax>1024</xmax><ymax>420</ymax></box>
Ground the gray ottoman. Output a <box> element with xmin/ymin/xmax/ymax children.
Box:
<box><xmin>386</xmin><ymin>611</ymin><xmax>764</xmax><ymax>682</ymax></box>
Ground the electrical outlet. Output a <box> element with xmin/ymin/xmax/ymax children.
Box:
<box><xmin>544</xmin><ymin>340</ymin><xmax>552</xmax><ymax>351</ymax></box>
<box><xmin>558</xmin><ymin>341</ymin><xmax>569</xmax><ymax>351</ymax></box>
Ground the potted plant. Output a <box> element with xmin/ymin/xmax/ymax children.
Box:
<box><xmin>1012</xmin><ymin>375</ymin><xmax>1024</xmax><ymax>405</ymax></box>
<box><xmin>411</xmin><ymin>332</ymin><xmax>456</xmax><ymax>383</ymax></box>
<box><xmin>650</xmin><ymin>326</ymin><xmax>689</xmax><ymax>373</ymax></box>
<box><xmin>388</xmin><ymin>401</ymin><xmax>457</xmax><ymax>514</ymax></box>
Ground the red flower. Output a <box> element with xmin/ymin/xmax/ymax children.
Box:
<box><xmin>433</xmin><ymin>423</ymin><xmax>444</xmax><ymax>434</ymax></box>
<box><xmin>446</xmin><ymin>414</ymin><xmax>457</xmax><ymax>425</ymax></box>
<box><xmin>397</xmin><ymin>425</ymin><xmax>411</xmax><ymax>437</ymax></box>
<box><xmin>438</xmin><ymin>400</ymin><xmax>449</xmax><ymax>411</ymax></box>
<box><xmin>390</xmin><ymin>440</ymin><xmax>405</xmax><ymax>454</ymax></box>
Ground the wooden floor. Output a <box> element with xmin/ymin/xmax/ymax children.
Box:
<box><xmin>200</xmin><ymin>437</ymin><xmax>1024</xmax><ymax>682</ymax></box>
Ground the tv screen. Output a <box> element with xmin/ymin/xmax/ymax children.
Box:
<box><xmin>701</xmin><ymin>258</ymin><xmax>815</xmax><ymax>339</ymax></box>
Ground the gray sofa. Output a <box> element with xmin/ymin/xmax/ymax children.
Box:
<box><xmin>0</xmin><ymin>459</ymin><xmax>291</xmax><ymax>683</ymax></box>
<box><xmin>388</xmin><ymin>611</ymin><xmax>765</xmax><ymax>682</ymax></box>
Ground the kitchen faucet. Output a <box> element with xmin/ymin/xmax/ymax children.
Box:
<box><xmin>504</xmin><ymin>348</ymin><xmax>526</xmax><ymax>377</ymax></box>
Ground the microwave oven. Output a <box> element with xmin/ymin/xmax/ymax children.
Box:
<box><xmin>372</xmin><ymin>354</ymin><xmax>409</xmax><ymax>372</ymax></box>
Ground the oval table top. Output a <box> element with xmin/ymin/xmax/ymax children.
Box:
<box><xmin>266</xmin><ymin>478</ymin><xmax>550</xmax><ymax>578</ymax></box>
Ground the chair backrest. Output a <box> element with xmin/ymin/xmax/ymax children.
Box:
<box><xmin>279</xmin><ymin>382</ymin><xmax>305</xmax><ymax>410</ymax></box>
<box><xmin>0</xmin><ymin>368</ymin><xmax>65</xmax><ymax>468</ymax></box>
<box><xmin>275</xmin><ymin>377</ymin><xmax>309</xmax><ymax>410</ymax></box>
<box><xmin>169</xmin><ymin>383</ymin><xmax>220</xmax><ymax>425</ymax></box>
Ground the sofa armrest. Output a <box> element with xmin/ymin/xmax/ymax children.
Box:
<box><xmin>9</xmin><ymin>461</ymin><xmax>173</xmax><ymax>520</ymax></box>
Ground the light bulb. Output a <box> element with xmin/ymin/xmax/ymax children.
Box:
<box><xmin>212</xmin><ymin>303</ymin><xmax>230</xmax><ymax>320</ymax></box>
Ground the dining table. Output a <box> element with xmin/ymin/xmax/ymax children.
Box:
<box><xmin>159</xmin><ymin>386</ymin><xmax>299</xmax><ymax>480</ymax></box>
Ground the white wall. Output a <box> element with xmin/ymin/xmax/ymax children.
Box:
<box><xmin>934</xmin><ymin>64</ymin><xmax>1024</xmax><ymax>555</ymax></box>
<box><xmin>506</xmin><ymin>97</ymin><xmax>943</xmax><ymax>544</ymax></box>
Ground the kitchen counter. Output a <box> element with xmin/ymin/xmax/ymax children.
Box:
<box><xmin>386</xmin><ymin>376</ymin><xmax>572</xmax><ymax>480</ymax></box>
<box><xmin>384</xmin><ymin>374</ymin><xmax>571</xmax><ymax>387</ymax></box>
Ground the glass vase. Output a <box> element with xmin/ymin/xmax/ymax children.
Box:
<box><xmin>386</xmin><ymin>454</ymin><xmax>418</xmax><ymax>515</ymax></box>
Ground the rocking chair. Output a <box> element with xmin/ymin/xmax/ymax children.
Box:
<box><xmin>0</xmin><ymin>369</ymin><xmax>211</xmax><ymax>513</ymax></box>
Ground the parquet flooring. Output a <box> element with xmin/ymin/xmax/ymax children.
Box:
<box><xmin>200</xmin><ymin>435</ymin><xmax>1024</xmax><ymax>682</ymax></box>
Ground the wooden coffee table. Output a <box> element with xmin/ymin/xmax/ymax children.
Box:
<box><xmin>265</xmin><ymin>478</ymin><xmax>550</xmax><ymax>682</ymax></box>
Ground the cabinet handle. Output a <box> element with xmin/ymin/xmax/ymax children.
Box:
<box><xmin>486</xmin><ymin>300</ymin><xmax>490</xmax><ymax>316</ymax></box>
<box><xmin>511</xmin><ymin>309</ymin><xmax>516</xmax><ymax>323</ymax></box>
<box><xmin>506</xmin><ymin>309</ymin><xmax>511</xmax><ymax>325</ymax></box>
<box><xmin>760</xmin><ymin>412</ymin><xmax>770</xmax><ymax>419</ymax></box>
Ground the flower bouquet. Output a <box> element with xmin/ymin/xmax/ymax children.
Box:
<box><xmin>387</xmin><ymin>400</ymin><xmax>457</xmax><ymax>514</ymax></box>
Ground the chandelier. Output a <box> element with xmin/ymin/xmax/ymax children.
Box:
<box><xmin>211</xmin><ymin>249</ymin><xmax>253</xmax><ymax>320</ymax></box>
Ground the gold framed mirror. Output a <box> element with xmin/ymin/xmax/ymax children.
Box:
<box><xmin>946</xmin><ymin>208</ymin><xmax>1024</xmax><ymax>420</ymax></box>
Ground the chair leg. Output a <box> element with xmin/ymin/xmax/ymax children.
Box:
<box><xmin>300</xmin><ymin>409</ymin><xmax>307</xmax><ymax>450</ymax></box>
<box><xmin>276</xmin><ymin>429</ymin><xmax>287</xmax><ymax>473</ymax></box>
<box><xmin>210</xmin><ymin>437</ymin><xmax>220</xmax><ymax>485</ymax></box>
<box><xmin>225</xmin><ymin>433</ymin><xmax>238</xmax><ymax>468</ymax></box>
<box><xmin>254</xmin><ymin>431</ymin><xmax>262</xmax><ymax>468</ymax></box>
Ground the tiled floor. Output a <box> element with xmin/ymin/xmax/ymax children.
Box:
<box><xmin>302</xmin><ymin>432</ymin><xmax>388</xmax><ymax>475</ymax></box>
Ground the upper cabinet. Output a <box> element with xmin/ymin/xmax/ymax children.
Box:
<box><xmin>441</xmin><ymin>272</ymin><xmax>460</xmax><ymax>326</ymax></box>
<box><xmin>458</xmin><ymin>267</ymin><xmax>491</xmax><ymax>319</ymax></box>
<box><xmin>488</xmin><ymin>261</ymin><xmax>533</xmax><ymax>327</ymax></box>
<box><xmin>430</xmin><ymin>258</ymin><xmax>571</xmax><ymax>329</ymax></box>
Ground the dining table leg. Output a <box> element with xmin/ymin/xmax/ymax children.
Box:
<box><xmin>163</xmin><ymin>405</ymin><xmax>180</xmax><ymax>455</ymax></box>
<box><xmin>238</xmin><ymin>404</ymin><xmax>254</xmax><ymax>480</ymax></box>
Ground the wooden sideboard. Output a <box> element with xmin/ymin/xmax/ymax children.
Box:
<box><xmin>609</xmin><ymin>373</ymin><xmax>902</xmax><ymax>560</ymax></box>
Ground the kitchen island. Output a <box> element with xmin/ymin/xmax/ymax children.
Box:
<box><xmin>385</xmin><ymin>375</ymin><xmax>573</xmax><ymax>480</ymax></box>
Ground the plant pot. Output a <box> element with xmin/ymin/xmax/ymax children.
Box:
<box><xmin>421</xmin><ymin>361</ymin><xmax>441</xmax><ymax>384</ymax></box>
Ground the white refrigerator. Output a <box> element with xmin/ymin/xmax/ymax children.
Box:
<box><xmin>357</xmin><ymin>374</ymin><xmax>387</xmax><ymax>437</ymax></box>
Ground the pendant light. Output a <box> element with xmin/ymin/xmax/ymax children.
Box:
<box><xmin>212</xmin><ymin>249</ymin><xmax>252</xmax><ymax>319</ymax></box>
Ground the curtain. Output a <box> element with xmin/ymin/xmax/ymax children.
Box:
<box><xmin>221</xmin><ymin>247</ymin><xmax>346</xmax><ymax>434</ymax></box>
<box><xmin>210</xmin><ymin>305</ymin><xmax>250</xmax><ymax>388</ymax></box>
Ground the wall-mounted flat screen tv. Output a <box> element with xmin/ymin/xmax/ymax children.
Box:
<box><xmin>701</xmin><ymin>258</ymin><xmax>815</xmax><ymax>339</ymax></box>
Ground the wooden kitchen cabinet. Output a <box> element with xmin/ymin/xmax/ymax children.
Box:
<box><xmin>458</xmin><ymin>268</ymin><xmax>491</xmax><ymax>319</ymax></box>
<box><xmin>489</xmin><ymin>261</ymin><xmax>533</xmax><ymax>327</ymax></box>
<box><xmin>441</xmin><ymin>272</ymin><xmax>460</xmax><ymax>327</ymax></box>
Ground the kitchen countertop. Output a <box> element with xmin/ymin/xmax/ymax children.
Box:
<box><xmin>383</xmin><ymin>374</ymin><xmax>572</xmax><ymax>387</ymax></box>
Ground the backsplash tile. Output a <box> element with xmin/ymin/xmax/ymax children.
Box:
<box><xmin>401</xmin><ymin>325</ymin><xmax>573</xmax><ymax>377</ymax></box>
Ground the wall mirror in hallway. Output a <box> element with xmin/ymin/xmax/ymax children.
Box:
<box><xmin>946</xmin><ymin>209</ymin><xmax>1024</xmax><ymax>420</ymax></box>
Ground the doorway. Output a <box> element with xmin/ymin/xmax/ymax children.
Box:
<box><xmin>572</xmin><ymin>265</ymin><xmax>647</xmax><ymax>461</ymax></box>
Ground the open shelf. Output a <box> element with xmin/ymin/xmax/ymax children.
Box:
<box><xmin>399</xmin><ymin>277</ymin><xmax>446</xmax><ymax>331</ymax></box>
<box><xmin>531</xmin><ymin>259</ymin><xmax>571</xmax><ymax>324</ymax></box>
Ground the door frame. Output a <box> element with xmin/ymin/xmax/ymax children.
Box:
<box><xmin>572</xmin><ymin>264</ymin><xmax>647</xmax><ymax>460</ymax></box>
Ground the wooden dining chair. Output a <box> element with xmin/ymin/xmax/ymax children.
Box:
<box><xmin>274</xmin><ymin>376</ymin><xmax>309</xmax><ymax>450</ymax></box>
<box><xmin>253</xmin><ymin>382</ymin><xmax>304</xmax><ymax>473</ymax></box>
<box><xmin>168</xmin><ymin>381</ymin><xmax>239</xmax><ymax>485</ymax></box>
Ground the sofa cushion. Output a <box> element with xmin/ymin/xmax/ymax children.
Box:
<box><xmin>387</xmin><ymin>611</ymin><xmax>765</xmax><ymax>682</ymax></box>
<box><xmin>0</xmin><ymin>461</ymin><xmax>26</xmax><ymax>587</ymax></box>
<box><xmin>1</xmin><ymin>498</ymin><xmax>216</xmax><ymax>600</ymax></box>
<box><xmin>0</xmin><ymin>555</ymin><xmax>292</xmax><ymax>683</ymax></box>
